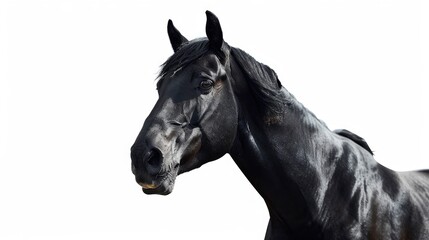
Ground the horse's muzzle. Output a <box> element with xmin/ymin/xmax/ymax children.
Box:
<box><xmin>131</xmin><ymin>147</ymin><xmax>177</xmax><ymax>195</ymax></box>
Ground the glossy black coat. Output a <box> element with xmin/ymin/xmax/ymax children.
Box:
<box><xmin>131</xmin><ymin>11</ymin><xmax>429</xmax><ymax>239</ymax></box>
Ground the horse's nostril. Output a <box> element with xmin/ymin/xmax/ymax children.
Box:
<box><xmin>147</xmin><ymin>149</ymin><xmax>161</xmax><ymax>166</ymax></box>
<box><xmin>145</xmin><ymin>148</ymin><xmax>163</xmax><ymax>175</ymax></box>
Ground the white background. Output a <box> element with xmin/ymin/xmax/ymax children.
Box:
<box><xmin>1</xmin><ymin>0</ymin><xmax>428</xmax><ymax>239</ymax></box>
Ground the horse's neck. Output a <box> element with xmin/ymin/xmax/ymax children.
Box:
<box><xmin>229</xmin><ymin>89</ymin><xmax>341</xmax><ymax>228</ymax></box>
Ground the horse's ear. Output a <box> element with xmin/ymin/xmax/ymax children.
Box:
<box><xmin>167</xmin><ymin>19</ymin><xmax>188</xmax><ymax>52</ymax></box>
<box><xmin>205</xmin><ymin>11</ymin><xmax>223</xmax><ymax>50</ymax></box>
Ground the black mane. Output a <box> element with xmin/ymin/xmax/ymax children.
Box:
<box><xmin>157</xmin><ymin>39</ymin><xmax>227</xmax><ymax>88</ymax></box>
<box><xmin>157</xmin><ymin>39</ymin><xmax>211</xmax><ymax>89</ymax></box>
<box><xmin>230</xmin><ymin>48</ymin><xmax>287</xmax><ymax>116</ymax></box>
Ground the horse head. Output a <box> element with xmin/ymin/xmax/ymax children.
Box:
<box><xmin>131</xmin><ymin>11</ymin><xmax>238</xmax><ymax>195</ymax></box>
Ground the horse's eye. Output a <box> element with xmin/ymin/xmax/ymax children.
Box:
<box><xmin>199</xmin><ymin>79</ymin><xmax>214</xmax><ymax>92</ymax></box>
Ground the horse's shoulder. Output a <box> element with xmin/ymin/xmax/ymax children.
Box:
<box><xmin>333</xmin><ymin>129</ymin><xmax>374</xmax><ymax>155</ymax></box>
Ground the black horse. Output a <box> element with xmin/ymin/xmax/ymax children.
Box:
<box><xmin>131</xmin><ymin>11</ymin><xmax>429</xmax><ymax>239</ymax></box>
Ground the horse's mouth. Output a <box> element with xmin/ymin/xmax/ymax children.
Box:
<box><xmin>139</xmin><ymin>182</ymin><xmax>159</xmax><ymax>190</ymax></box>
<box><xmin>140</xmin><ymin>181</ymin><xmax>173</xmax><ymax>195</ymax></box>
<box><xmin>137</xmin><ymin>169</ymin><xmax>178</xmax><ymax>195</ymax></box>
